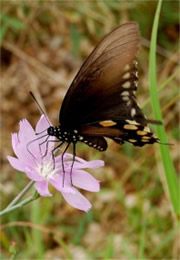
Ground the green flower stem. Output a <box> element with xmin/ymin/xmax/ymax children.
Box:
<box><xmin>7</xmin><ymin>180</ymin><xmax>35</xmax><ymax>208</ymax></box>
<box><xmin>0</xmin><ymin>191</ymin><xmax>40</xmax><ymax>216</ymax></box>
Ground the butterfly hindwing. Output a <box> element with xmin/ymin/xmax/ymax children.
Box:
<box><xmin>79</xmin><ymin>136</ymin><xmax>107</xmax><ymax>151</ymax></box>
<box><xmin>79</xmin><ymin>119</ymin><xmax>159</xmax><ymax>147</ymax></box>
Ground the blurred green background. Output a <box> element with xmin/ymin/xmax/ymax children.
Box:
<box><xmin>1</xmin><ymin>1</ymin><xmax>179</xmax><ymax>259</ymax></box>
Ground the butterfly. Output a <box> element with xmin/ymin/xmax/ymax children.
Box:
<box><xmin>41</xmin><ymin>22</ymin><xmax>161</xmax><ymax>173</ymax></box>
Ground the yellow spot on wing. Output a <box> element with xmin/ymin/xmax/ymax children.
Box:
<box><xmin>142</xmin><ymin>136</ymin><xmax>151</xmax><ymax>140</ymax></box>
<box><xmin>122</xmin><ymin>81</ymin><xmax>131</xmax><ymax>88</ymax></box>
<box><xmin>114</xmin><ymin>137</ymin><xmax>122</xmax><ymax>140</ymax></box>
<box><xmin>122</xmin><ymin>72</ymin><xmax>130</xmax><ymax>79</ymax></box>
<box><xmin>124</xmin><ymin>124</ymin><xmax>138</xmax><ymax>130</ymax></box>
<box><xmin>99</xmin><ymin>120</ymin><xmax>117</xmax><ymax>127</ymax></box>
<box><xmin>126</xmin><ymin>120</ymin><xmax>139</xmax><ymax>125</ymax></box>
<box><xmin>121</xmin><ymin>91</ymin><xmax>129</xmax><ymax>96</ymax></box>
<box><xmin>144</xmin><ymin>126</ymin><xmax>150</xmax><ymax>132</ymax></box>
<box><xmin>131</xmin><ymin>108</ymin><xmax>136</xmax><ymax>117</ymax></box>
<box><xmin>137</xmin><ymin>130</ymin><xmax>147</xmax><ymax>136</ymax></box>
<box><xmin>134</xmin><ymin>81</ymin><xmax>138</xmax><ymax>87</ymax></box>
<box><xmin>128</xmin><ymin>139</ymin><xmax>137</xmax><ymax>143</ymax></box>
<box><xmin>122</xmin><ymin>96</ymin><xmax>129</xmax><ymax>101</ymax></box>
<box><xmin>124</xmin><ymin>64</ymin><xmax>130</xmax><ymax>71</ymax></box>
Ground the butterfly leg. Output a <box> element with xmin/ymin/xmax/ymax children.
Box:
<box><xmin>41</xmin><ymin>139</ymin><xmax>60</xmax><ymax>158</ymax></box>
<box><xmin>61</xmin><ymin>142</ymin><xmax>70</xmax><ymax>187</ymax></box>
<box><xmin>51</xmin><ymin>141</ymin><xmax>64</xmax><ymax>169</ymax></box>
<box><xmin>69</xmin><ymin>142</ymin><xmax>76</xmax><ymax>186</ymax></box>
<box><xmin>26</xmin><ymin>133</ymin><xmax>49</xmax><ymax>161</ymax></box>
<box><xmin>39</xmin><ymin>135</ymin><xmax>50</xmax><ymax>156</ymax></box>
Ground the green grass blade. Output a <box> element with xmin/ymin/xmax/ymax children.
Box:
<box><xmin>54</xmin><ymin>236</ymin><xmax>73</xmax><ymax>260</ymax></box>
<box><xmin>121</xmin><ymin>238</ymin><xmax>136</xmax><ymax>259</ymax></box>
<box><xmin>150</xmin><ymin>229</ymin><xmax>177</xmax><ymax>258</ymax></box>
<box><xmin>104</xmin><ymin>233</ymin><xmax>114</xmax><ymax>259</ymax></box>
<box><xmin>138</xmin><ymin>221</ymin><xmax>146</xmax><ymax>259</ymax></box>
<box><xmin>149</xmin><ymin>0</ymin><xmax>179</xmax><ymax>217</ymax></box>
<box><xmin>142</xmin><ymin>69</ymin><xmax>179</xmax><ymax>108</ymax></box>
<box><xmin>31</xmin><ymin>200</ymin><xmax>44</xmax><ymax>259</ymax></box>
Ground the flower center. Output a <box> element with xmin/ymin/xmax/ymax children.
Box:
<box><xmin>38</xmin><ymin>161</ymin><xmax>57</xmax><ymax>180</ymax></box>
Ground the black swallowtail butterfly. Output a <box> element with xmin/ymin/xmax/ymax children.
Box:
<box><xmin>44</xmin><ymin>22</ymin><xmax>160</xmax><ymax>172</ymax></box>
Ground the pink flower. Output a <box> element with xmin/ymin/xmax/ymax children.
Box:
<box><xmin>7</xmin><ymin>115</ymin><xmax>104</xmax><ymax>212</ymax></box>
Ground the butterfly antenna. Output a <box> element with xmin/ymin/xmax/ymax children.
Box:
<box><xmin>147</xmin><ymin>119</ymin><xmax>162</xmax><ymax>125</ymax></box>
<box><xmin>30</xmin><ymin>91</ymin><xmax>51</xmax><ymax>126</ymax></box>
<box><xmin>157</xmin><ymin>140</ymin><xmax>173</xmax><ymax>146</ymax></box>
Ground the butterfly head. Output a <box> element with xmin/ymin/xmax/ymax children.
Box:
<box><xmin>47</xmin><ymin>125</ymin><xmax>64</xmax><ymax>140</ymax></box>
<box><xmin>47</xmin><ymin>126</ymin><xmax>56</xmax><ymax>136</ymax></box>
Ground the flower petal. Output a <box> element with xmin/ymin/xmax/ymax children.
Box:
<box><xmin>36</xmin><ymin>115</ymin><xmax>52</xmax><ymax>133</ymax></box>
<box><xmin>11</xmin><ymin>120</ymin><xmax>41</xmax><ymax>163</ymax></box>
<box><xmin>35</xmin><ymin>181</ymin><xmax>52</xmax><ymax>197</ymax></box>
<box><xmin>55</xmin><ymin>153</ymin><xmax>79</xmax><ymax>165</ymax></box>
<box><xmin>18</xmin><ymin>119</ymin><xmax>36</xmax><ymax>145</ymax></box>
<box><xmin>72</xmin><ymin>160</ymin><xmax>104</xmax><ymax>170</ymax></box>
<box><xmin>19</xmin><ymin>119</ymin><xmax>42</xmax><ymax>160</ymax></box>
<box><xmin>25</xmin><ymin>167</ymin><xmax>44</xmax><ymax>181</ymax></box>
<box><xmin>61</xmin><ymin>188</ymin><xmax>92</xmax><ymax>212</ymax></box>
<box><xmin>55</xmin><ymin>156</ymin><xmax>104</xmax><ymax>171</ymax></box>
<box><xmin>49</xmin><ymin>173</ymin><xmax>76</xmax><ymax>194</ymax></box>
<box><xmin>72</xmin><ymin>170</ymin><xmax>100</xmax><ymax>192</ymax></box>
<box><xmin>7</xmin><ymin>156</ymin><xmax>25</xmax><ymax>172</ymax></box>
<box><xmin>11</xmin><ymin>132</ymin><xmax>35</xmax><ymax>166</ymax></box>
<box><xmin>11</xmin><ymin>133</ymin><xmax>20</xmax><ymax>157</ymax></box>
<box><xmin>35</xmin><ymin>115</ymin><xmax>56</xmax><ymax>158</ymax></box>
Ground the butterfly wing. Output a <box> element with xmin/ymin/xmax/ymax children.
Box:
<box><xmin>60</xmin><ymin>22</ymin><xmax>146</xmax><ymax>128</ymax></box>
<box><xmin>59</xmin><ymin>22</ymin><xmax>160</xmax><ymax>147</ymax></box>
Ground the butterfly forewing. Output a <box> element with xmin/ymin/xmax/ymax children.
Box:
<box><xmin>60</xmin><ymin>22</ymin><xmax>141</xmax><ymax>128</ymax></box>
